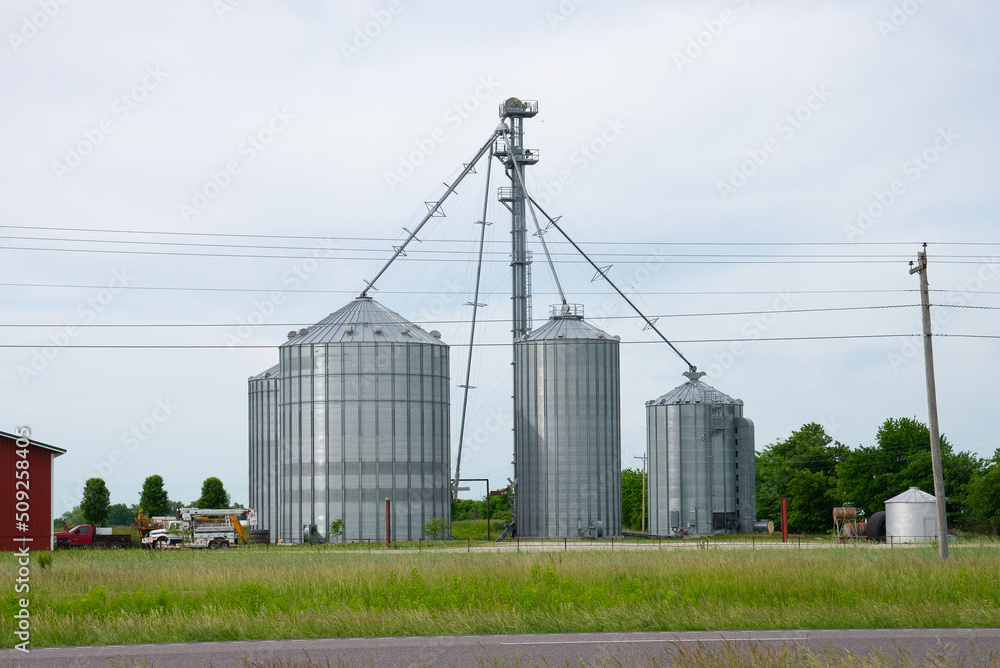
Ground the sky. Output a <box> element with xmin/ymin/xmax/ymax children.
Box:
<box><xmin>2</xmin><ymin>1</ymin><xmax>998</xmax><ymax>516</ymax></box>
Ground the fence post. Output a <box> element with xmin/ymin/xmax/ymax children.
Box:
<box><xmin>564</xmin><ymin>537</ymin><xmax>567</xmax><ymax>552</ymax></box>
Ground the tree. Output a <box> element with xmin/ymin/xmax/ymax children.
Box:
<box><xmin>139</xmin><ymin>475</ymin><xmax>172</xmax><ymax>516</ymax></box>
<box><xmin>620</xmin><ymin>468</ymin><xmax>646</xmax><ymax>531</ymax></box>
<box><xmin>450</xmin><ymin>495</ymin><xmax>512</xmax><ymax>523</ymax></box>
<box><xmin>837</xmin><ymin>417</ymin><xmax>981</xmax><ymax>526</ymax></box>
<box><xmin>423</xmin><ymin>516</ymin><xmax>450</xmax><ymax>540</ymax></box>
<box><xmin>107</xmin><ymin>503</ymin><xmax>134</xmax><ymax>526</ymax></box>
<box><xmin>755</xmin><ymin>423</ymin><xmax>849</xmax><ymax>534</ymax></box>
<box><xmin>194</xmin><ymin>477</ymin><xmax>230</xmax><ymax>508</ymax></box>
<box><xmin>329</xmin><ymin>518</ymin><xmax>344</xmax><ymax>543</ymax></box>
<box><xmin>81</xmin><ymin>478</ymin><xmax>111</xmax><ymax>526</ymax></box>
<box><xmin>965</xmin><ymin>449</ymin><xmax>1000</xmax><ymax>534</ymax></box>
<box><xmin>57</xmin><ymin>505</ymin><xmax>86</xmax><ymax>530</ymax></box>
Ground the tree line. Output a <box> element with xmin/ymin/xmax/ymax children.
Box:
<box><xmin>621</xmin><ymin>416</ymin><xmax>998</xmax><ymax>535</ymax></box>
<box><xmin>59</xmin><ymin>475</ymin><xmax>238</xmax><ymax>528</ymax></box>
<box><xmin>756</xmin><ymin>418</ymin><xmax>1000</xmax><ymax>534</ymax></box>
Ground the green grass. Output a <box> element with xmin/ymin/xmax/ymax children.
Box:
<box><xmin>3</xmin><ymin>544</ymin><xmax>999</xmax><ymax>648</ymax></box>
<box><xmin>450</xmin><ymin>519</ymin><xmax>508</xmax><ymax>541</ymax></box>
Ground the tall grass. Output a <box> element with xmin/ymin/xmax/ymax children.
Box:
<box><xmin>3</xmin><ymin>545</ymin><xmax>998</xmax><ymax>647</ymax></box>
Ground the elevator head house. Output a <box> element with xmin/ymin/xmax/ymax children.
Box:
<box><xmin>1</xmin><ymin>429</ymin><xmax>65</xmax><ymax>551</ymax></box>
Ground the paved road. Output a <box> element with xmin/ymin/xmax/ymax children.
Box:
<box><xmin>4</xmin><ymin>629</ymin><xmax>999</xmax><ymax>667</ymax></box>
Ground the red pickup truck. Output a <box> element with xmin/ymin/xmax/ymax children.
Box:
<box><xmin>55</xmin><ymin>524</ymin><xmax>133</xmax><ymax>549</ymax></box>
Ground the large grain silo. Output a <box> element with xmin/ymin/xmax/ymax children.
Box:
<box><xmin>646</xmin><ymin>371</ymin><xmax>755</xmax><ymax>535</ymax></box>
<box><xmin>278</xmin><ymin>297</ymin><xmax>451</xmax><ymax>543</ymax></box>
<box><xmin>514</xmin><ymin>304</ymin><xmax>621</xmax><ymax>538</ymax></box>
<box><xmin>248</xmin><ymin>363</ymin><xmax>280</xmax><ymax>541</ymax></box>
<box><xmin>885</xmin><ymin>487</ymin><xmax>938</xmax><ymax>543</ymax></box>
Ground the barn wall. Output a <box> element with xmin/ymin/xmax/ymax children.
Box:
<box><xmin>0</xmin><ymin>433</ymin><xmax>56</xmax><ymax>551</ymax></box>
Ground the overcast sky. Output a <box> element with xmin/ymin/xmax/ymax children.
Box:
<box><xmin>2</xmin><ymin>1</ymin><xmax>998</xmax><ymax>515</ymax></box>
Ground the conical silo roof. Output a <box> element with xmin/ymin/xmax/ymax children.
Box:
<box><xmin>281</xmin><ymin>297</ymin><xmax>445</xmax><ymax>346</ymax></box>
<box><xmin>885</xmin><ymin>487</ymin><xmax>936</xmax><ymax>504</ymax></box>
<box><xmin>521</xmin><ymin>306</ymin><xmax>617</xmax><ymax>342</ymax></box>
<box><xmin>646</xmin><ymin>370</ymin><xmax>743</xmax><ymax>406</ymax></box>
<box><xmin>249</xmin><ymin>364</ymin><xmax>280</xmax><ymax>381</ymax></box>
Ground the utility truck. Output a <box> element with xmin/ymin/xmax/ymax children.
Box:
<box><xmin>169</xmin><ymin>508</ymin><xmax>255</xmax><ymax>549</ymax></box>
<box><xmin>141</xmin><ymin>519</ymin><xmax>189</xmax><ymax>549</ymax></box>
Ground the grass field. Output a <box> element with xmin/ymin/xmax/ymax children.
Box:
<box><xmin>3</xmin><ymin>539</ymin><xmax>999</xmax><ymax>648</ymax></box>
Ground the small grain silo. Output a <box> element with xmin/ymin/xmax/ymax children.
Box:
<box><xmin>885</xmin><ymin>487</ymin><xmax>938</xmax><ymax>543</ymax></box>
<box><xmin>514</xmin><ymin>304</ymin><xmax>621</xmax><ymax>538</ymax></box>
<box><xmin>248</xmin><ymin>363</ymin><xmax>280</xmax><ymax>542</ymax></box>
<box><xmin>646</xmin><ymin>371</ymin><xmax>755</xmax><ymax>535</ymax></box>
<box><xmin>278</xmin><ymin>297</ymin><xmax>451</xmax><ymax>543</ymax></box>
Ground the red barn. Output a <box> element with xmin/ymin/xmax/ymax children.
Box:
<box><xmin>1</xmin><ymin>429</ymin><xmax>65</xmax><ymax>551</ymax></box>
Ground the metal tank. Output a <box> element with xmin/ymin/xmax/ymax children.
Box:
<box><xmin>514</xmin><ymin>304</ymin><xmax>621</xmax><ymax>538</ymax></box>
<box><xmin>248</xmin><ymin>363</ymin><xmax>280</xmax><ymax>542</ymax></box>
<box><xmin>885</xmin><ymin>487</ymin><xmax>938</xmax><ymax>543</ymax></box>
<box><xmin>278</xmin><ymin>297</ymin><xmax>450</xmax><ymax>543</ymax></box>
<box><xmin>646</xmin><ymin>371</ymin><xmax>755</xmax><ymax>535</ymax></box>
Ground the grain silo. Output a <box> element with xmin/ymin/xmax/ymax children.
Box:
<box><xmin>248</xmin><ymin>363</ymin><xmax>280</xmax><ymax>542</ymax></box>
<box><xmin>646</xmin><ymin>371</ymin><xmax>755</xmax><ymax>535</ymax></box>
<box><xmin>514</xmin><ymin>304</ymin><xmax>621</xmax><ymax>538</ymax></box>
<box><xmin>885</xmin><ymin>487</ymin><xmax>938</xmax><ymax>543</ymax></box>
<box><xmin>278</xmin><ymin>297</ymin><xmax>451</xmax><ymax>543</ymax></box>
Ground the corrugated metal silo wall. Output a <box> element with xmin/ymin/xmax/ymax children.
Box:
<box><xmin>248</xmin><ymin>373</ymin><xmax>280</xmax><ymax>540</ymax></box>
<box><xmin>735</xmin><ymin>417</ymin><xmax>755</xmax><ymax>532</ymax></box>
<box><xmin>279</xmin><ymin>341</ymin><xmax>450</xmax><ymax>543</ymax></box>
<box><xmin>647</xmin><ymin>402</ymin><xmax>743</xmax><ymax>534</ymax></box>
<box><xmin>514</xmin><ymin>337</ymin><xmax>621</xmax><ymax>537</ymax></box>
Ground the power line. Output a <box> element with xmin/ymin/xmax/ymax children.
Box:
<box><xmin>0</xmin><ymin>282</ymin><xmax>935</xmax><ymax>296</ymax></box>
<box><xmin>0</xmin><ymin>304</ymin><xmax>921</xmax><ymax>328</ymax></box>
<box><xmin>1</xmin><ymin>244</ymin><xmax>993</xmax><ymax>264</ymax></box>
<box><xmin>4</xmin><ymin>334</ymin><xmax>998</xmax><ymax>350</ymax></box>
<box><xmin>2</xmin><ymin>223</ymin><xmax>999</xmax><ymax>246</ymax></box>
<box><xmin>1</xmin><ymin>235</ymin><xmax>994</xmax><ymax>259</ymax></box>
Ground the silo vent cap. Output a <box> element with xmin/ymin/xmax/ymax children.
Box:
<box><xmin>287</xmin><ymin>330</ymin><xmax>298</xmax><ymax>339</ymax></box>
<box><xmin>298</xmin><ymin>328</ymin><xmax>308</xmax><ymax>336</ymax></box>
<box><xmin>430</xmin><ymin>330</ymin><xmax>442</xmax><ymax>339</ymax></box>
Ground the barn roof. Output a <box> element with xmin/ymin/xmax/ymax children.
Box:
<box><xmin>0</xmin><ymin>430</ymin><xmax>66</xmax><ymax>456</ymax></box>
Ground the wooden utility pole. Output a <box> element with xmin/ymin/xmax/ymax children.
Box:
<box><xmin>910</xmin><ymin>244</ymin><xmax>949</xmax><ymax>561</ymax></box>
<box><xmin>634</xmin><ymin>454</ymin><xmax>648</xmax><ymax>533</ymax></box>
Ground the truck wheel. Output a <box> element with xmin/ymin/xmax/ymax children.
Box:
<box><xmin>156</xmin><ymin>537</ymin><xmax>168</xmax><ymax>550</ymax></box>
<box><xmin>218</xmin><ymin>540</ymin><xmax>230</xmax><ymax>549</ymax></box>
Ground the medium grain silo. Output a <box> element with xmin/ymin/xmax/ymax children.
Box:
<box><xmin>278</xmin><ymin>297</ymin><xmax>450</xmax><ymax>543</ymax></box>
<box><xmin>248</xmin><ymin>363</ymin><xmax>280</xmax><ymax>542</ymax></box>
<box><xmin>646</xmin><ymin>371</ymin><xmax>755</xmax><ymax>535</ymax></box>
<box><xmin>885</xmin><ymin>487</ymin><xmax>938</xmax><ymax>543</ymax></box>
<box><xmin>514</xmin><ymin>304</ymin><xmax>621</xmax><ymax>538</ymax></box>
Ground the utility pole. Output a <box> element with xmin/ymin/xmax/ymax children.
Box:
<box><xmin>634</xmin><ymin>454</ymin><xmax>647</xmax><ymax>534</ymax></box>
<box><xmin>910</xmin><ymin>244</ymin><xmax>949</xmax><ymax>561</ymax></box>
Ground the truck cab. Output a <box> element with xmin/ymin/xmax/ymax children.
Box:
<box><xmin>142</xmin><ymin>520</ymin><xmax>189</xmax><ymax>549</ymax></box>
<box><xmin>55</xmin><ymin>524</ymin><xmax>94</xmax><ymax>547</ymax></box>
